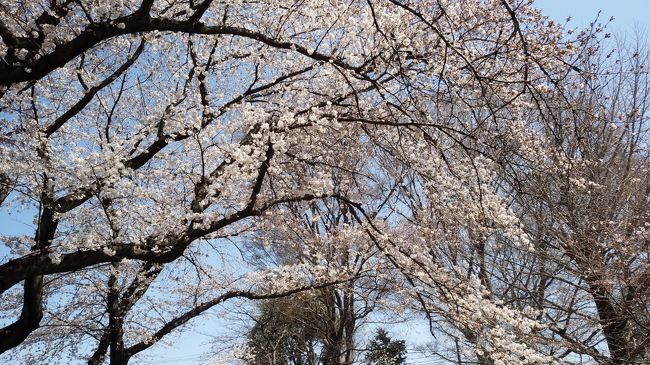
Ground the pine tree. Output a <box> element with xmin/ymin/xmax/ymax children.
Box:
<box><xmin>365</xmin><ymin>329</ymin><xmax>406</xmax><ymax>365</ymax></box>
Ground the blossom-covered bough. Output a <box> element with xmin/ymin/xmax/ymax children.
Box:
<box><xmin>1</xmin><ymin>0</ymin><xmax>646</xmax><ymax>364</ymax></box>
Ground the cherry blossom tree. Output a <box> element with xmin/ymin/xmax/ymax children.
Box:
<box><xmin>501</xmin><ymin>35</ymin><xmax>650</xmax><ymax>364</ymax></box>
<box><xmin>0</xmin><ymin>0</ymin><xmax>612</xmax><ymax>364</ymax></box>
<box><xmin>404</xmin><ymin>30</ymin><xmax>650</xmax><ymax>365</ymax></box>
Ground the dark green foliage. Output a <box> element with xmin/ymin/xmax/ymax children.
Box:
<box><xmin>246</xmin><ymin>295</ymin><xmax>322</xmax><ymax>365</ymax></box>
<box><xmin>364</xmin><ymin>329</ymin><xmax>406</xmax><ymax>365</ymax></box>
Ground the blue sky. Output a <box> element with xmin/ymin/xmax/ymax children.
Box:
<box><xmin>536</xmin><ymin>0</ymin><xmax>650</xmax><ymax>32</ymax></box>
<box><xmin>1</xmin><ymin>1</ymin><xmax>649</xmax><ymax>364</ymax></box>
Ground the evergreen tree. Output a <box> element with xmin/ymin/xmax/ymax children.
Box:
<box><xmin>365</xmin><ymin>329</ymin><xmax>407</xmax><ymax>365</ymax></box>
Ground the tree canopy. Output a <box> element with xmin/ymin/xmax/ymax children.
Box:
<box><xmin>0</xmin><ymin>0</ymin><xmax>648</xmax><ymax>364</ymax></box>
